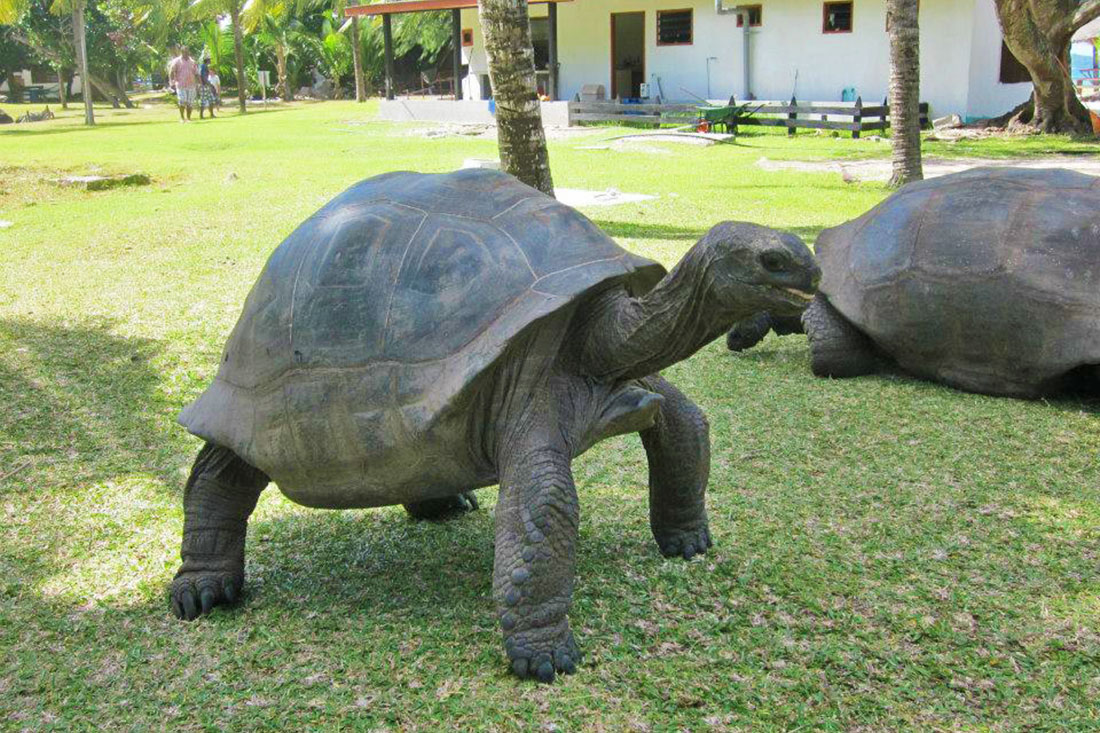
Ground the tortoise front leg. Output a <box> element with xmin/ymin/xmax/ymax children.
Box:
<box><xmin>494</xmin><ymin>442</ymin><xmax>581</xmax><ymax>683</ymax></box>
<box><xmin>639</xmin><ymin>375</ymin><xmax>713</xmax><ymax>560</ymax></box>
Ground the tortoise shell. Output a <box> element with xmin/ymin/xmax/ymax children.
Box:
<box><xmin>817</xmin><ymin>167</ymin><xmax>1100</xmax><ymax>395</ymax></box>
<box><xmin>179</xmin><ymin>169</ymin><xmax>664</xmax><ymax>494</ymax></box>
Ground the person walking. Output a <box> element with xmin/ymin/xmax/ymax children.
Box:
<box><xmin>208</xmin><ymin>68</ymin><xmax>222</xmax><ymax>109</ymax></box>
<box><xmin>199</xmin><ymin>55</ymin><xmax>217</xmax><ymax>120</ymax></box>
<box><xmin>168</xmin><ymin>46</ymin><xmax>200</xmax><ymax>122</ymax></box>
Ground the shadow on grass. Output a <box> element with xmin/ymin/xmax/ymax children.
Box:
<box><xmin>0</xmin><ymin>105</ymin><xmax>293</xmax><ymax>137</ymax></box>
<box><xmin>593</xmin><ymin>220</ymin><xmax>827</xmax><ymax>243</ymax></box>
<box><xmin>0</xmin><ymin>316</ymin><xmax>183</xmax><ymax>490</ymax></box>
<box><xmin>592</xmin><ymin>220</ymin><xmax>704</xmax><ymax>241</ymax></box>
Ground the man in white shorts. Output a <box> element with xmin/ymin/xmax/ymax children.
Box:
<box><xmin>168</xmin><ymin>46</ymin><xmax>200</xmax><ymax>122</ymax></box>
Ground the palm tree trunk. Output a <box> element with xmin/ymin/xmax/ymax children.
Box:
<box><xmin>276</xmin><ymin>44</ymin><xmax>290</xmax><ymax>101</ymax></box>
<box><xmin>72</xmin><ymin>1</ymin><xmax>94</xmax><ymax>126</ymax></box>
<box><xmin>887</xmin><ymin>0</ymin><xmax>921</xmax><ymax>186</ymax></box>
<box><xmin>351</xmin><ymin>17</ymin><xmax>366</xmax><ymax>102</ymax></box>
<box><xmin>477</xmin><ymin>0</ymin><xmax>554</xmax><ymax>196</ymax></box>
<box><xmin>229</xmin><ymin>3</ymin><xmax>247</xmax><ymax>113</ymax></box>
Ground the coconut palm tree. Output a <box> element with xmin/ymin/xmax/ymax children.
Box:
<box><xmin>886</xmin><ymin>0</ymin><xmax>921</xmax><ymax>186</ymax></box>
<box><xmin>297</xmin><ymin>0</ymin><xmax>365</xmax><ymax>101</ymax></box>
<box><xmin>477</xmin><ymin>0</ymin><xmax>553</xmax><ymax>195</ymax></box>
<box><xmin>189</xmin><ymin>0</ymin><xmax>247</xmax><ymax>112</ymax></box>
<box><xmin>243</xmin><ymin>0</ymin><xmax>310</xmax><ymax>100</ymax></box>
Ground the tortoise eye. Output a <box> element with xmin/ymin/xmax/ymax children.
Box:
<box><xmin>761</xmin><ymin>251</ymin><xmax>788</xmax><ymax>273</ymax></box>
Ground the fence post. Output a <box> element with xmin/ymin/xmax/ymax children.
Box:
<box><xmin>788</xmin><ymin>95</ymin><xmax>797</xmax><ymax>136</ymax></box>
<box><xmin>728</xmin><ymin>94</ymin><xmax>737</xmax><ymax>135</ymax></box>
<box><xmin>852</xmin><ymin>96</ymin><xmax>863</xmax><ymax>139</ymax></box>
<box><xmin>883</xmin><ymin>96</ymin><xmax>890</xmax><ymax>132</ymax></box>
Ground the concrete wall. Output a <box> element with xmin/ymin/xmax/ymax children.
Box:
<box><xmin>458</xmin><ymin>0</ymin><xmax>1032</xmax><ymax>119</ymax></box>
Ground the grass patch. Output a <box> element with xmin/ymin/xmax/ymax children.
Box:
<box><xmin>1</xmin><ymin>101</ymin><xmax>1098</xmax><ymax>731</ymax></box>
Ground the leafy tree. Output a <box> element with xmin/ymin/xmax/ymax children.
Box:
<box><xmin>992</xmin><ymin>0</ymin><xmax>1100</xmax><ymax>133</ymax></box>
<box><xmin>244</xmin><ymin>0</ymin><xmax>310</xmax><ymax>100</ymax></box>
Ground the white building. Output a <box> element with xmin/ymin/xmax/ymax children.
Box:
<box><xmin>351</xmin><ymin>0</ymin><xmax>1032</xmax><ymax>122</ymax></box>
<box><xmin>1</xmin><ymin>68</ymin><xmax>83</xmax><ymax>102</ymax></box>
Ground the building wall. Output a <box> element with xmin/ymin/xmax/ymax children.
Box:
<box><xmin>965</xmin><ymin>0</ymin><xmax>1031</xmax><ymax>119</ymax></box>
<box><xmin>460</xmin><ymin>0</ymin><xmax>1031</xmax><ymax>119</ymax></box>
<box><xmin>0</xmin><ymin>69</ymin><xmax>83</xmax><ymax>97</ymax></box>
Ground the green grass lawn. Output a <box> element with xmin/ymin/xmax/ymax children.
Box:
<box><xmin>2</xmin><ymin>100</ymin><xmax>1098</xmax><ymax>731</ymax></box>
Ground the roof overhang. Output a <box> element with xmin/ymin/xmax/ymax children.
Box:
<box><xmin>345</xmin><ymin>0</ymin><xmax>570</xmax><ymax>16</ymax></box>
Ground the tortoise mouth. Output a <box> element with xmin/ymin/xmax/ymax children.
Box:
<box><xmin>767</xmin><ymin>284</ymin><xmax>816</xmax><ymax>307</ymax></box>
<box><xmin>781</xmin><ymin>286</ymin><xmax>816</xmax><ymax>303</ymax></box>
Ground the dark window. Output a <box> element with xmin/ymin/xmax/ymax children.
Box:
<box><xmin>823</xmin><ymin>2</ymin><xmax>853</xmax><ymax>33</ymax></box>
<box><xmin>999</xmin><ymin>41</ymin><xmax>1030</xmax><ymax>83</ymax></box>
<box><xmin>461</xmin><ymin>28</ymin><xmax>473</xmax><ymax>47</ymax></box>
<box><xmin>736</xmin><ymin>5</ymin><xmax>762</xmax><ymax>27</ymax></box>
<box><xmin>657</xmin><ymin>9</ymin><xmax>693</xmax><ymax>45</ymax></box>
<box><xmin>530</xmin><ymin>18</ymin><xmax>550</xmax><ymax>70</ymax></box>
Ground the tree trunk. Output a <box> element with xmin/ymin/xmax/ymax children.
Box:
<box><xmin>4</xmin><ymin>73</ymin><xmax>22</xmax><ymax>103</ymax></box>
<box><xmin>229</xmin><ymin>3</ymin><xmax>247</xmax><ymax>113</ymax></box>
<box><xmin>72</xmin><ymin>2</ymin><xmax>94</xmax><ymax>125</ymax></box>
<box><xmin>477</xmin><ymin>0</ymin><xmax>554</xmax><ymax>196</ymax></box>
<box><xmin>276</xmin><ymin>44</ymin><xmax>290</xmax><ymax>101</ymax></box>
<box><xmin>887</xmin><ymin>0</ymin><xmax>922</xmax><ymax>186</ymax></box>
<box><xmin>57</xmin><ymin>67</ymin><xmax>68</xmax><ymax>109</ymax></box>
<box><xmin>88</xmin><ymin>74</ymin><xmax>134</xmax><ymax>109</ymax></box>
<box><xmin>351</xmin><ymin>16</ymin><xmax>366</xmax><ymax>102</ymax></box>
<box><xmin>993</xmin><ymin>0</ymin><xmax>1095</xmax><ymax>134</ymax></box>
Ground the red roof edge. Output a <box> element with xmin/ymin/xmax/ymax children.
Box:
<box><xmin>346</xmin><ymin>0</ymin><xmax>569</xmax><ymax>16</ymax></box>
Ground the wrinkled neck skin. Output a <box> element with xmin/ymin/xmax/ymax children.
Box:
<box><xmin>469</xmin><ymin>315</ymin><xmax>664</xmax><ymax>478</ymax></box>
<box><xmin>572</xmin><ymin>247</ymin><xmax>744</xmax><ymax>383</ymax></box>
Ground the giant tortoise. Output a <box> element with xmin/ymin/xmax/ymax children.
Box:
<box><xmin>173</xmin><ymin>169</ymin><xmax>820</xmax><ymax>682</ymax></box>
<box><xmin>726</xmin><ymin>167</ymin><xmax>1100</xmax><ymax>397</ymax></box>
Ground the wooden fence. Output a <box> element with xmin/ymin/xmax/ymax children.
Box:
<box><xmin>567</xmin><ymin>100</ymin><xmax>698</xmax><ymax>126</ymax></box>
<box><xmin>568</xmin><ymin>96</ymin><xmax>930</xmax><ymax>138</ymax></box>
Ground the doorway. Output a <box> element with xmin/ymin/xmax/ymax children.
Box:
<box><xmin>611</xmin><ymin>12</ymin><xmax>645</xmax><ymax>99</ymax></box>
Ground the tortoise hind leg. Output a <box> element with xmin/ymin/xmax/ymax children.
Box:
<box><xmin>171</xmin><ymin>443</ymin><xmax>268</xmax><ymax>620</ymax></box>
<box><xmin>403</xmin><ymin>492</ymin><xmax>479</xmax><ymax>520</ymax></box>
<box><xmin>802</xmin><ymin>294</ymin><xmax>879</xmax><ymax>378</ymax></box>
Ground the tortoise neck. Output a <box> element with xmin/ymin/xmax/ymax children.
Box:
<box><xmin>574</xmin><ymin>248</ymin><xmax>738</xmax><ymax>381</ymax></box>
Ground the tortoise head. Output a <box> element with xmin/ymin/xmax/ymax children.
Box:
<box><xmin>573</xmin><ymin>221</ymin><xmax>820</xmax><ymax>382</ymax></box>
<box><xmin>692</xmin><ymin>221</ymin><xmax>820</xmax><ymax>318</ymax></box>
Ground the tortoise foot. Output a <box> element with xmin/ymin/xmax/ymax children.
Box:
<box><xmin>404</xmin><ymin>491</ymin><xmax>479</xmax><ymax>521</ymax></box>
<box><xmin>170</xmin><ymin>569</ymin><xmax>243</xmax><ymax>621</ymax></box>
<box><xmin>654</xmin><ymin>522</ymin><xmax>713</xmax><ymax>560</ymax></box>
<box><xmin>504</xmin><ymin>620</ymin><xmax>581</xmax><ymax>683</ymax></box>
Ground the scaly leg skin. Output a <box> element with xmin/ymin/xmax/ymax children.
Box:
<box><xmin>802</xmin><ymin>294</ymin><xmax>879</xmax><ymax>378</ymax></box>
<box><xmin>403</xmin><ymin>491</ymin><xmax>479</xmax><ymax>521</ymax></box>
<box><xmin>640</xmin><ymin>375</ymin><xmax>712</xmax><ymax>560</ymax></box>
<box><xmin>726</xmin><ymin>311</ymin><xmax>775</xmax><ymax>352</ymax></box>
<box><xmin>171</xmin><ymin>443</ymin><xmax>268</xmax><ymax>620</ymax></box>
<box><xmin>494</xmin><ymin>443</ymin><xmax>581</xmax><ymax>683</ymax></box>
